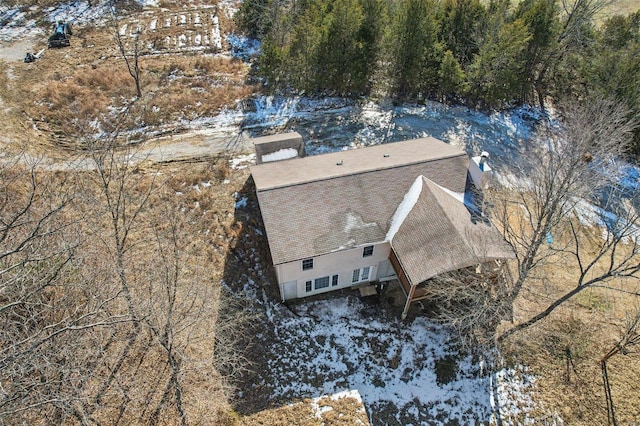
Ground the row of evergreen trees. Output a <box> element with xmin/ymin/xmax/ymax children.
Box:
<box><xmin>237</xmin><ymin>0</ymin><xmax>640</xmax><ymax>131</ymax></box>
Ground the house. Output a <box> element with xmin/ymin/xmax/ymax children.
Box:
<box><xmin>250</xmin><ymin>133</ymin><xmax>514</xmax><ymax>317</ymax></box>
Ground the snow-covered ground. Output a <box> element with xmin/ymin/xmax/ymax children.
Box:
<box><xmin>0</xmin><ymin>1</ymin><xmax>111</xmax><ymax>43</ymax></box>
<box><xmin>231</xmin><ymin>276</ymin><xmax>540</xmax><ymax>425</ymax></box>
<box><xmin>181</xmin><ymin>91</ymin><xmax>539</xmax><ymax>163</ymax></box>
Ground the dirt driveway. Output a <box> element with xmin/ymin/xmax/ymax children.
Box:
<box><xmin>0</xmin><ymin>38</ymin><xmax>38</xmax><ymax>62</ymax></box>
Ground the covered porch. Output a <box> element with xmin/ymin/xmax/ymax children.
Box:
<box><xmin>386</xmin><ymin>176</ymin><xmax>515</xmax><ymax>319</ymax></box>
<box><xmin>392</xmin><ymin>255</ymin><xmax>512</xmax><ymax>319</ymax></box>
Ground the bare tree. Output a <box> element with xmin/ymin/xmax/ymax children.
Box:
<box><xmin>0</xmin><ymin>142</ymin><xmax>244</xmax><ymax>423</ymax></box>
<box><xmin>419</xmin><ymin>261</ymin><xmax>513</xmax><ymax>352</ymax></box>
<box><xmin>499</xmin><ymin>186</ymin><xmax>640</xmax><ymax>341</ymax></box>
<box><xmin>533</xmin><ymin>0</ymin><xmax>613</xmax><ymax>108</ymax></box>
<box><xmin>112</xmin><ymin>2</ymin><xmax>143</xmax><ymax>98</ymax></box>
<box><xmin>600</xmin><ymin>309</ymin><xmax>640</xmax><ymax>426</ymax></box>
<box><xmin>143</xmin><ymin>208</ymin><xmax>227</xmax><ymax>426</ymax></box>
<box><xmin>77</xmin><ymin>135</ymin><xmax>250</xmax><ymax>423</ymax></box>
<box><xmin>70</xmin><ymin>135</ymin><xmax>156</xmax><ymax>422</ymax></box>
<box><xmin>0</xmin><ymin>153</ymin><xmax>131</xmax><ymax>424</ymax></box>
<box><xmin>490</xmin><ymin>97</ymin><xmax>639</xmax><ymax>341</ymax></box>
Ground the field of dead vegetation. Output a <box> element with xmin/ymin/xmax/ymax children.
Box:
<box><xmin>0</xmin><ymin>0</ymin><xmax>256</xmax><ymax>156</ymax></box>
<box><xmin>498</xmin><ymin>227</ymin><xmax>640</xmax><ymax>425</ymax></box>
<box><xmin>2</xmin><ymin>0</ymin><xmax>640</xmax><ymax>425</ymax></box>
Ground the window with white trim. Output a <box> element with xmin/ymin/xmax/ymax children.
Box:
<box><xmin>363</xmin><ymin>245</ymin><xmax>374</xmax><ymax>257</ymax></box>
<box><xmin>314</xmin><ymin>276</ymin><xmax>330</xmax><ymax>290</ymax></box>
<box><xmin>302</xmin><ymin>258</ymin><xmax>313</xmax><ymax>270</ymax></box>
<box><xmin>305</xmin><ymin>280</ymin><xmax>312</xmax><ymax>292</ymax></box>
<box><xmin>352</xmin><ymin>266</ymin><xmax>371</xmax><ymax>284</ymax></box>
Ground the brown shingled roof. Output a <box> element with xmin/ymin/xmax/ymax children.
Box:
<box><xmin>252</xmin><ymin>137</ymin><xmax>465</xmax><ymax>191</ymax></box>
<box><xmin>251</xmin><ymin>138</ymin><xmax>470</xmax><ymax>265</ymax></box>
<box><xmin>390</xmin><ymin>177</ymin><xmax>514</xmax><ymax>286</ymax></box>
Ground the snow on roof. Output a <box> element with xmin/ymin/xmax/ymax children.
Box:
<box><xmin>385</xmin><ymin>175</ymin><xmax>423</xmax><ymax>241</ymax></box>
<box><xmin>252</xmin><ymin>139</ymin><xmax>470</xmax><ymax>265</ymax></box>
<box><xmin>391</xmin><ymin>177</ymin><xmax>515</xmax><ymax>285</ymax></box>
<box><xmin>261</xmin><ymin>148</ymin><xmax>299</xmax><ymax>163</ymax></box>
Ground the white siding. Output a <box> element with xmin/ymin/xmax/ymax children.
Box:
<box><xmin>376</xmin><ymin>259</ymin><xmax>397</xmax><ymax>281</ymax></box>
<box><xmin>276</xmin><ymin>242</ymin><xmax>391</xmax><ymax>300</ymax></box>
<box><xmin>469</xmin><ymin>156</ymin><xmax>492</xmax><ymax>189</ymax></box>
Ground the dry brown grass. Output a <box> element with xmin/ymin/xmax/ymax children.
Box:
<box><xmin>240</xmin><ymin>394</ymin><xmax>370</xmax><ymax>426</ymax></box>
<box><xmin>600</xmin><ymin>0</ymin><xmax>640</xmax><ymax>20</ymax></box>
<box><xmin>70</xmin><ymin>158</ymin><xmax>250</xmax><ymax>424</ymax></box>
<box><xmin>3</xmin><ymin>3</ymin><xmax>257</xmax><ymax>154</ymax></box>
<box><xmin>499</xmin><ymin>224</ymin><xmax>640</xmax><ymax>425</ymax></box>
<box><xmin>1</xmin><ymin>157</ymin><xmax>251</xmax><ymax>424</ymax></box>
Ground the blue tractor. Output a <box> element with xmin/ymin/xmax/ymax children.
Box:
<box><xmin>48</xmin><ymin>21</ymin><xmax>73</xmax><ymax>48</ymax></box>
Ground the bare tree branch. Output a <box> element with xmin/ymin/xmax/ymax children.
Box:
<box><xmin>493</xmin><ymin>97</ymin><xmax>640</xmax><ymax>342</ymax></box>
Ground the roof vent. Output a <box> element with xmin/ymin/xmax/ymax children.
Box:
<box><xmin>337</xmin><ymin>160</ymin><xmax>343</xmax><ymax>166</ymax></box>
<box><xmin>383</xmin><ymin>153</ymin><xmax>390</xmax><ymax>158</ymax></box>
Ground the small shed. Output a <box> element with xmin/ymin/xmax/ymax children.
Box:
<box><xmin>253</xmin><ymin>132</ymin><xmax>306</xmax><ymax>164</ymax></box>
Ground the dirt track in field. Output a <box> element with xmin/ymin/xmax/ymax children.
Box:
<box><xmin>0</xmin><ymin>1</ymin><xmax>254</xmax><ymax>169</ymax></box>
<box><xmin>0</xmin><ymin>38</ymin><xmax>38</xmax><ymax>62</ymax></box>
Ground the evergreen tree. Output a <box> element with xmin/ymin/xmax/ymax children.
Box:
<box><xmin>584</xmin><ymin>12</ymin><xmax>640</xmax><ymax>153</ymax></box>
<box><xmin>467</xmin><ymin>17</ymin><xmax>532</xmax><ymax>108</ymax></box>
<box><xmin>236</xmin><ymin>0</ymin><xmax>275</xmax><ymax>38</ymax></box>
<box><xmin>319</xmin><ymin>0</ymin><xmax>366</xmax><ymax>94</ymax></box>
<box><xmin>439</xmin><ymin>0</ymin><xmax>487</xmax><ymax>67</ymax></box>
<box><xmin>437</xmin><ymin>50</ymin><xmax>468</xmax><ymax>102</ymax></box>
<box><xmin>515</xmin><ymin>0</ymin><xmax>559</xmax><ymax>105</ymax></box>
<box><xmin>355</xmin><ymin>0</ymin><xmax>388</xmax><ymax>93</ymax></box>
<box><xmin>391</xmin><ymin>0</ymin><xmax>443</xmax><ymax>99</ymax></box>
<box><xmin>286</xmin><ymin>0</ymin><xmax>331</xmax><ymax>92</ymax></box>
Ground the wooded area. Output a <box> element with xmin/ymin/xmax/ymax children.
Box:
<box><xmin>237</xmin><ymin>0</ymin><xmax>640</xmax><ymax>153</ymax></box>
<box><xmin>0</xmin><ymin>144</ymin><xmax>249</xmax><ymax>424</ymax></box>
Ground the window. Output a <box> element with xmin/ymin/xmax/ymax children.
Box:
<box><xmin>314</xmin><ymin>276</ymin><xmax>330</xmax><ymax>290</ymax></box>
<box><xmin>352</xmin><ymin>267</ymin><xmax>371</xmax><ymax>283</ymax></box>
<box><xmin>302</xmin><ymin>258</ymin><xmax>313</xmax><ymax>271</ymax></box>
<box><xmin>305</xmin><ymin>281</ymin><xmax>312</xmax><ymax>292</ymax></box>
<box><xmin>331</xmin><ymin>274</ymin><xmax>339</xmax><ymax>287</ymax></box>
<box><xmin>363</xmin><ymin>246</ymin><xmax>374</xmax><ymax>257</ymax></box>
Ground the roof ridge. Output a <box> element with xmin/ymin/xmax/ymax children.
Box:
<box><xmin>258</xmin><ymin>158</ymin><xmax>464</xmax><ymax>192</ymax></box>
<box><xmin>420</xmin><ymin>178</ymin><xmax>479</xmax><ymax>255</ymax></box>
<box><xmin>252</xmin><ymin>137</ymin><xmax>467</xmax><ymax>192</ymax></box>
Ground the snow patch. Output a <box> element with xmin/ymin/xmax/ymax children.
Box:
<box><xmin>490</xmin><ymin>365</ymin><xmax>541</xmax><ymax>425</ymax></box>
<box><xmin>230</xmin><ymin>153</ymin><xmax>256</xmax><ymax>169</ymax></box>
<box><xmin>386</xmin><ymin>176</ymin><xmax>423</xmax><ymax>241</ymax></box>
<box><xmin>226</xmin><ymin>34</ymin><xmax>261</xmax><ymax>60</ymax></box>
<box><xmin>236</xmin><ymin>279</ymin><xmax>541</xmax><ymax>425</ymax></box>
<box><xmin>211</xmin><ymin>16</ymin><xmax>222</xmax><ymax>50</ymax></box>
<box><xmin>261</xmin><ymin>148</ymin><xmax>298</xmax><ymax>163</ymax></box>
<box><xmin>136</xmin><ymin>0</ymin><xmax>159</xmax><ymax>7</ymax></box>
<box><xmin>345</xmin><ymin>212</ymin><xmax>378</xmax><ymax>234</ymax></box>
<box><xmin>438</xmin><ymin>184</ymin><xmax>465</xmax><ymax>204</ymax></box>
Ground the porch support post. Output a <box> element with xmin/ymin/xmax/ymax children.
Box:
<box><xmin>401</xmin><ymin>283</ymin><xmax>416</xmax><ymax>320</ymax></box>
<box><xmin>277</xmin><ymin>264</ymin><xmax>286</xmax><ymax>303</ymax></box>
